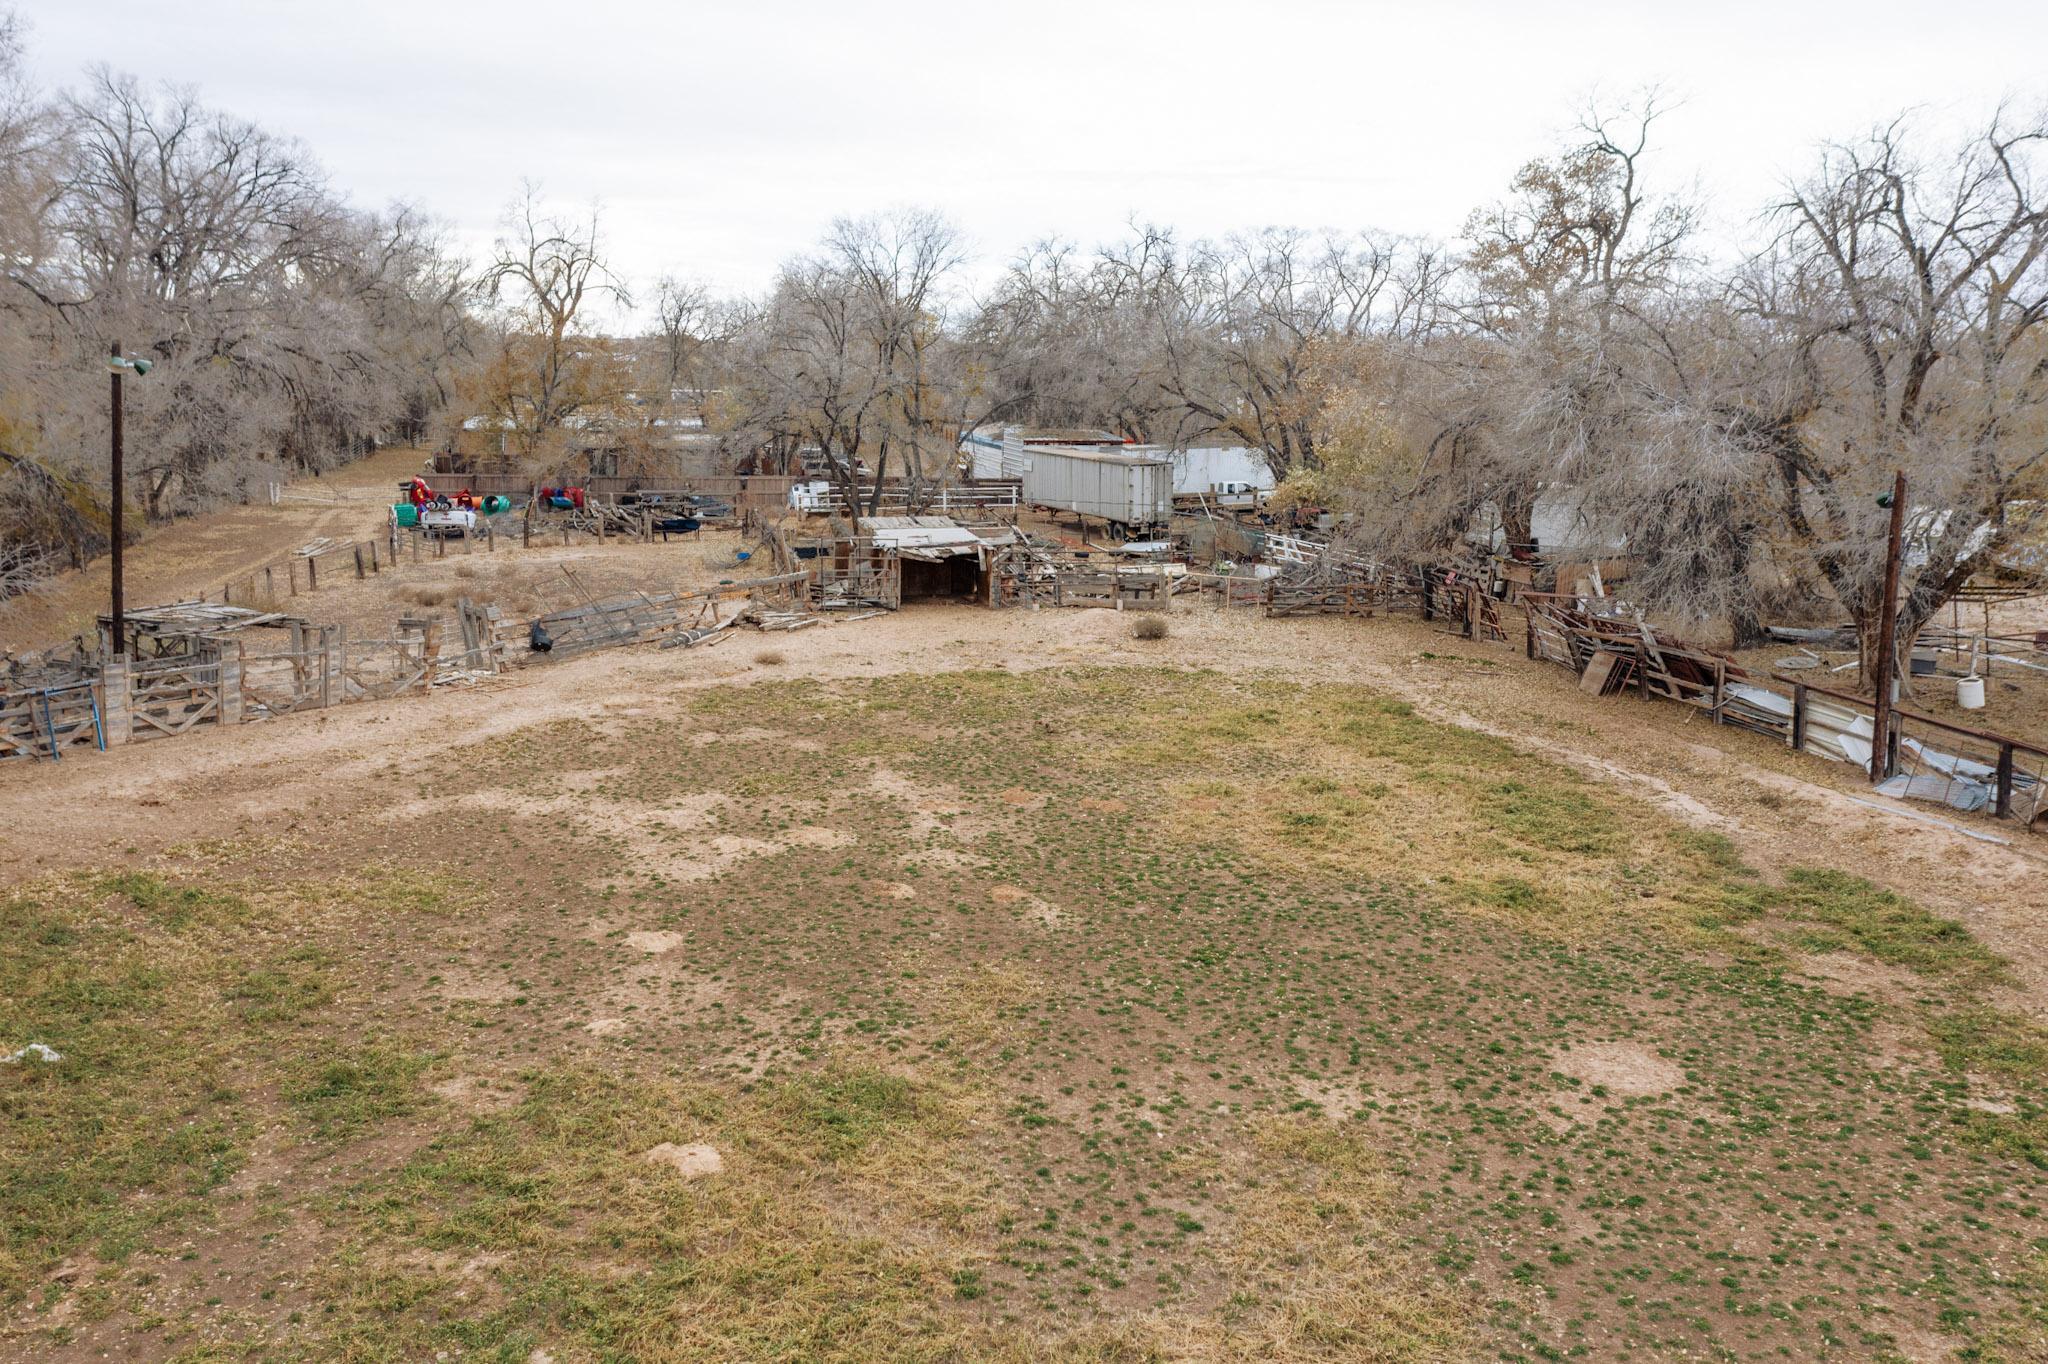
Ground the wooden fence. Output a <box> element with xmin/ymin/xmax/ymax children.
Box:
<box><xmin>217</xmin><ymin>535</ymin><xmax>397</xmax><ymax>609</ymax></box>
<box><xmin>0</xmin><ymin>681</ymin><xmax>102</xmax><ymax>761</ymax></box>
<box><xmin>1265</xmin><ymin>581</ymin><xmax>1381</xmax><ymax>617</ymax></box>
<box><xmin>1521</xmin><ymin>592</ymin><xmax>2046</xmax><ymax>830</ymax></box>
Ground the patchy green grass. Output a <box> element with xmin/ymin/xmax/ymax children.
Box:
<box><xmin>1771</xmin><ymin>866</ymin><xmax>2012</xmax><ymax>987</ymax></box>
<box><xmin>7</xmin><ymin>666</ymin><xmax>2046</xmax><ymax>1363</ymax></box>
<box><xmin>284</xmin><ymin>1042</ymin><xmax>432</xmax><ymax>1141</ymax></box>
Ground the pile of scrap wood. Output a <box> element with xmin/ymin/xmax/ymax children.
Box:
<box><xmin>745</xmin><ymin>607</ymin><xmax>819</xmax><ymax>631</ymax></box>
<box><xmin>563</xmin><ymin>503</ymin><xmax>649</xmax><ymax>538</ymax></box>
<box><xmin>1528</xmin><ymin>594</ymin><xmax>1741</xmax><ymax>707</ymax></box>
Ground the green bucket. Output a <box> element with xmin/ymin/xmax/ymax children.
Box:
<box><xmin>392</xmin><ymin>502</ymin><xmax>419</xmax><ymax>527</ymax></box>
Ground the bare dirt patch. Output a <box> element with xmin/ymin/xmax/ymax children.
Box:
<box><xmin>1551</xmin><ymin>1041</ymin><xmax>1686</xmax><ymax>1096</ymax></box>
<box><xmin>640</xmin><ymin>1142</ymin><xmax>724</xmax><ymax>1180</ymax></box>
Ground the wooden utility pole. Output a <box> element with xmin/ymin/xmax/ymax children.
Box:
<box><xmin>1869</xmin><ymin>470</ymin><xmax>1907</xmax><ymax>785</ymax></box>
<box><xmin>109</xmin><ymin>340</ymin><xmax>125</xmax><ymax>656</ymax></box>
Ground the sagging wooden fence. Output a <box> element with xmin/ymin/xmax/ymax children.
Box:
<box><xmin>1521</xmin><ymin>592</ymin><xmax>2046</xmax><ymax>830</ymax></box>
<box><xmin>1251</xmin><ymin>539</ymin><xmax>2046</xmax><ymax>833</ymax></box>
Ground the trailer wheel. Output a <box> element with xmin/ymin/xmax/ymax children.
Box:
<box><xmin>1108</xmin><ymin>520</ymin><xmax>1128</xmax><ymax>541</ymax></box>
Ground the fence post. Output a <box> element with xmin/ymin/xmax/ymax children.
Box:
<box><xmin>370</xmin><ymin>540</ymin><xmax>380</xmax><ymax>573</ymax></box>
<box><xmin>1995</xmin><ymin>743</ymin><xmax>2015</xmax><ymax>820</ymax></box>
<box><xmin>421</xmin><ymin>622</ymin><xmax>442</xmax><ymax>691</ymax></box>
<box><xmin>289</xmin><ymin>561</ymin><xmax>299</xmax><ymax>595</ymax></box>
<box><xmin>307</xmin><ymin>555</ymin><xmax>318</xmax><ymax>591</ymax></box>
<box><xmin>1791</xmin><ymin>683</ymin><xmax>1807</xmax><ymax>752</ymax></box>
<box><xmin>218</xmin><ymin>645</ymin><xmax>243</xmax><ymax>725</ymax></box>
<box><xmin>354</xmin><ymin>544</ymin><xmax>366</xmax><ymax>580</ymax></box>
<box><xmin>319</xmin><ymin>626</ymin><xmax>336</xmax><ymax>708</ymax></box>
<box><xmin>1711</xmin><ymin>660</ymin><xmax>1725</xmax><ymax>723</ymax></box>
<box><xmin>100</xmin><ymin>655</ymin><xmax>131</xmax><ymax>747</ymax></box>
<box><xmin>1524</xmin><ymin>607</ymin><xmax>1535</xmax><ymax>660</ymax></box>
<box><xmin>266</xmin><ymin>566</ymin><xmax>275</xmax><ymax>599</ymax></box>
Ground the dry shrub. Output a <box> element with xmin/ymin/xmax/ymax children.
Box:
<box><xmin>1131</xmin><ymin>615</ymin><xmax>1169</xmax><ymax>640</ymax></box>
<box><xmin>406</xmin><ymin>586</ymin><xmax>449</xmax><ymax>607</ymax></box>
<box><xmin>754</xmin><ymin>650</ymin><xmax>787</xmax><ymax>666</ymax></box>
<box><xmin>453</xmin><ymin>563</ymin><xmax>477</xmax><ymax>579</ymax></box>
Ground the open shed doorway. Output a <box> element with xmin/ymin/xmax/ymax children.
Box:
<box><xmin>900</xmin><ymin>552</ymin><xmax>986</xmax><ymax>603</ymax></box>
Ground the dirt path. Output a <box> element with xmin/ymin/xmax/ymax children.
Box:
<box><xmin>2</xmin><ymin>599</ymin><xmax>2042</xmax><ymax>1010</ymax></box>
<box><xmin>0</xmin><ymin>446</ymin><xmax>427</xmax><ymax>651</ymax></box>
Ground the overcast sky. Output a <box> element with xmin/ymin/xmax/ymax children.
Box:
<box><xmin>15</xmin><ymin>0</ymin><xmax>2048</xmax><ymax>326</ymax></box>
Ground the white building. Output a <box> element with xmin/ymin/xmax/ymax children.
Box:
<box><xmin>1169</xmin><ymin>442</ymin><xmax>1274</xmax><ymax>496</ymax></box>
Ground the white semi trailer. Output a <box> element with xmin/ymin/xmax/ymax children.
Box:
<box><xmin>1020</xmin><ymin>445</ymin><xmax>1175</xmax><ymax>540</ymax></box>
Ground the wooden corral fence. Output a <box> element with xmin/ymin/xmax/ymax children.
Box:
<box><xmin>806</xmin><ymin>545</ymin><xmax>902</xmax><ymax>611</ymax></box>
<box><xmin>1522</xmin><ymin>592</ymin><xmax>2047</xmax><ymax>830</ymax></box>
<box><xmin>127</xmin><ymin>657</ymin><xmax>225</xmax><ymax>740</ymax></box>
<box><xmin>0</xmin><ymin>680</ymin><xmax>103</xmax><ymax>761</ymax></box>
<box><xmin>1049</xmin><ymin>565</ymin><xmax>1172</xmax><ymax>610</ymax></box>
<box><xmin>990</xmin><ymin>543</ymin><xmax>1059</xmax><ymax>608</ymax></box>
<box><xmin>1420</xmin><ymin>568</ymin><xmax>1507</xmax><ymax>642</ymax></box>
<box><xmin>1177</xmin><ymin>572</ymin><xmax>1270</xmax><ymax>609</ymax></box>
<box><xmin>1266</xmin><ymin>580</ymin><xmax>1380</xmax><ymax>618</ymax></box>
<box><xmin>217</xmin><ymin>535</ymin><xmax>397</xmax><ymax>608</ymax></box>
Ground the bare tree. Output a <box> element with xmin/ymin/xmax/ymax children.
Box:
<box><xmin>0</xmin><ymin>19</ymin><xmax>473</xmax><ymax>590</ymax></box>
<box><xmin>472</xmin><ymin>183</ymin><xmax>631</xmax><ymax>473</ymax></box>
<box><xmin>1741</xmin><ymin>110</ymin><xmax>2048</xmax><ymax>680</ymax></box>
<box><xmin>726</xmin><ymin>210</ymin><xmax>987</xmax><ymax>512</ymax></box>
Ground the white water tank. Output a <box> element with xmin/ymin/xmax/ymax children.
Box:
<box><xmin>1957</xmin><ymin>675</ymin><xmax>1985</xmax><ymax>710</ymax></box>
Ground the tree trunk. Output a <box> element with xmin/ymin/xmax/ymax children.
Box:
<box><xmin>1497</xmin><ymin>487</ymin><xmax>1536</xmax><ymax>556</ymax></box>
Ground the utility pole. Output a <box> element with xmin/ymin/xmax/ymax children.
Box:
<box><xmin>103</xmin><ymin>344</ymin><xmax>151</xmax><ymax>657</ymax></box>
<box><xmin>109</xmin><ymin>339</ymin><xmax>125</xmax><ymax>658</ymax></box>
<box><xmin>1869</xmin><ymin>469</ymin><xmax>1907</xmax><ymax>785</ymax></box>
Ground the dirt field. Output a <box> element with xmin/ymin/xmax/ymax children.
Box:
<box><xmin>4</xmin><ymin>580</ymin><xmax>2047</xmax><ymax>1362</ymax></box>
<box><xmin>0</xmin><ymin>447</ymin><xmax>439</xmax><ymax>652</ymax></box>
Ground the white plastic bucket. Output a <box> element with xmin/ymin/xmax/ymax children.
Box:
<box><xmin>1957</xmin><ymin>675</ymin><xmax>1986</xmax><ymax>710</ymax></box>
